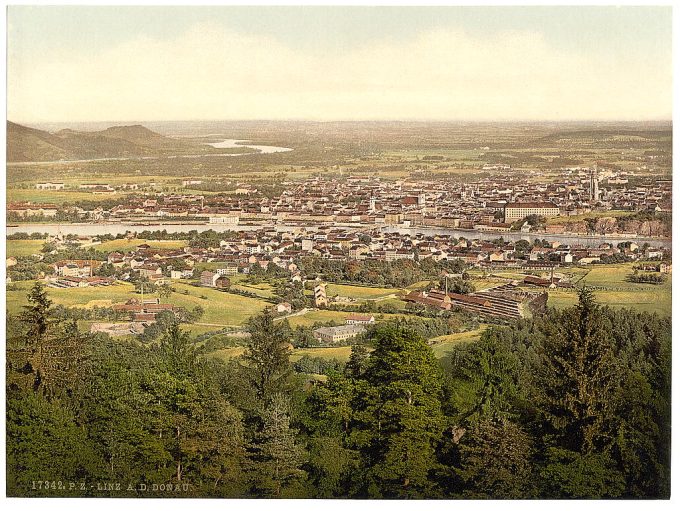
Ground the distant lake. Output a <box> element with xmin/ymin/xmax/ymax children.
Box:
<box><xmin>205</xmin><ymin>139</ymin><xmax>293</xmax><ymax>155</ymax></box>
<box><xmin>7</xmin><ymin>139</ymin><xmax>293</xmax><ymax>166</ymax></box>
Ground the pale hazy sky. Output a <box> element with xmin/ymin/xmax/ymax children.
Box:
<box><xmin>7</xmin><ymin>6</ymin><xmax>673</xmax><ymax>123</ymax></box>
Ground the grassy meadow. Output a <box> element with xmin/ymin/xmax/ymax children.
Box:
<box><xmin>6</xmin><ymin>239</ymin><xmax>46</xmax><ymax>258</ymax></box>
<box><xmin>6</xmin><ymin>279</ymin><xmax>271</xmax><ymax>330</ymax></box>
<box><xmin>429</xmin><ymin>325</ymin><xmax>489</xmax><ymax>358</ymax></box>
<box><xmin>546</xmin><ymin>263</ymin><xmax>671</xmax><ymax>316</ymax></box>
<box><xmin>325</xmin><ymin>283</ymin><xmax>399</xmax><ymax>299</ymax></box>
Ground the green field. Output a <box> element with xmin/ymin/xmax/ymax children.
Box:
<box><xmin>6</xmin><ymin>240</ymin><xmax>45</xmax><ymax>258</ymax></box>
<box><xmin>579</xmin><ymin>264</ymin><xmax>639</xmax><ymax>286</ymax></box>
<box><xmin>378</xmin><ymin>298</ymin><xmax>408</xmax><ymax>310</ymax></box>
<box><xmin>290</xmin><ymin>346</ymin><xmax>357</xmax><ymax>363</ymax></box>
<box><xmin>547</xmin><ymin>210</ymin><xmax>634</xmax><ymax>225</ymax></box>
<box><xmin>94</xmin><ymin>239</ymin><xmax>188</xmax><ymax>252</ymax></box>
<box><xmin>7</xmin><ymin>237</ymin><xmax>186</xmax><ymax>258</ymax></box>
<box><xmin>6</xmin><ymin>280</ymin><xmax>140</xmax><ymax>316</ymax></box>
<box><xmin>326</xmin><ymin>283</ymin><xmax>399</xmax><ymax>299</ymax></box>
<box><xmin>7</xmin><ymin>188</ymin><xmax>131</xmax><ymax>205</ymax></box>
<box><xmin>228</xmin><ymin>278</ymin><xmax>277</xmax><ymax>298</ymax></box>
<box><xmin>544</xmin><ymin>263</ymin><xmax>671</xmax><ymax>316</ymax></box>
<box><xmin>429</xmin><ymin>325</ymin><xmax>488</xmax><ymax>358</ymax></box>
<box><xmin>207</xmin><ymin>346</ymin><xmax>247</xmax><ymax>362</ymax></box>
<box><xmin>166</xmin><ymin>282</ymin><xmax>270</xmax><ymax>326</ymax></box>
<box><xmin>6</xmin><ymin>279</ymin><xmax>270</xmax><ymax>329</ymax></box>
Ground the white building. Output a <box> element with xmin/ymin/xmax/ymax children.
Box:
<box><xmin>345</xmin><ymin>314</ymin><xmax>375</xmax><ymax>325</ymax></box>
<box><xmin>209</xmin><ymin>214</ymin><xmax>239</xmax><ymax>225</ymax></box>
<box><xmin>504</xmin><ymin>202</ymin><xmax>560</xmax><ymax>223</ymax></box>
<box><xmin>36</xmin><ymin>182</ymin><xmax>65</xmax><ymax>190</ymax></box>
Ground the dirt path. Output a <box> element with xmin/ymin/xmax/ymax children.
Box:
<box><xmin>274</xmin><ymin>307</ymin><xmax>310</xmax><ymax>321</ymax></box>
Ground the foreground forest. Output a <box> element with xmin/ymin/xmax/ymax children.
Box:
<box><xmin>6</xmin><ymin>284</ymin><xmax>671</xmax><ymax>499</ymax></box>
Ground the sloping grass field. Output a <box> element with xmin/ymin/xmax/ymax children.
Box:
<box><xmin>6</xmin><ymin>280</ymin><xmax>270</xmax><ymax>328</ymax></box>
<box><xmin>325</xmin><ymin>283</ymin><xmax>399</xmax><ymax>299</ymax></box>
<box><xmin>429</xmin><ymin>325</ymin><xmax>488</xmax><ymax>358</ymax></box>
<box><xmin>545</xmin><ymin>263</ymin><xmax>670</xmax><ymax>316</ymax></box>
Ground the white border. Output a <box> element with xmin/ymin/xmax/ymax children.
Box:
<box><xmin>1</xmin><ymin>2</ymin><xmax>676</xmax><ymax>511</ymax></box>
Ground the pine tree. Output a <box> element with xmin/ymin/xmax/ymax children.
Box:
<box><xmin>242</xmin><ymin>310</ymin><xmax>293</xmax><ymax>404</ymax></box>
<box><xmin>344</xmin><ymin>343</ymin><xmax>369</xmax><ymax>378</ymax></box>
<box><xmin>8</xmin><ymin>283</ymin><xmax>85</xmax><ymax>399</ymax></box>
<box><xmin>248</xmin><ymin>394</ymin><xmax>307</xmax><ymax>497</ymax></box>
<box><xmin>535</xmin><ymin>287</ymin><xmax>620</xmax><ymax>454</ymax></box>
<box><xmin>158</xmin><ymin>322</ymin><xmax>195</xmax><ymax>375</ymax></box>
<box><xmin>6</xmin><ymin>391</ymin><xmax>104</xmax><ymax>496</ymax></box>
<box><xmin>21</xmin><ymin>282</ymin><xmax>53</xmax><ymax>344</ymax></box>
<box><xmin>350</xmin><ymin>323</ymin><xmax>445</xmax><ymax>498</ymax></box>
<box><xmin>456</xmin><ymin>418</ymin><xmax>535</xmax><ymax>498</ymax></box>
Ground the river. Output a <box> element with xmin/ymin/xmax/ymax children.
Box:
<box><xmin>6</xmin><ymin>222</ymin><xmax>671</xmax><ymax>249</ymax></box>
<box><xmin>205</xmin><ymin>139</ymin><xmax>292</xmax><ymax>155</ymax></box>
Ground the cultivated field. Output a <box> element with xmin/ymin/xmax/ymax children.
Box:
<box><xmin>546</xmin><ymin>263</ymin><xmax>671</xmax><ymax>315</ymax></box>
<box><xmin>7</xmin><ymin>188</ymin><xmax>140</xmax><ymax>205</ymax></box>
<box><xmin>166</xmin><ymin>282</ymin><xmax>270</xmax><ymax>326</ymax></box>
<box><xmin>6</xmin><ymin>240</ymin><xmax>45</xmax><ymax>258</ymax></box>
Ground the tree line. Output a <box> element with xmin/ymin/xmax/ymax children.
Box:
<box><xmin>5</xmin><ymin>284</ymin><xmax>670</xmax><ymax>498</ymax></box>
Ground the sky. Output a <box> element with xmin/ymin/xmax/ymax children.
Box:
<box><xmin>6</xmin><ymin>5</ymin><xmax>673</xmax><ymax>123</ymax></box>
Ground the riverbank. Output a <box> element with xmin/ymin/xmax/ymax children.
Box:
<box><xmin>6</xmin><ymin>221</ymin><xmax>671</xmax><ymax>249</ymax></box>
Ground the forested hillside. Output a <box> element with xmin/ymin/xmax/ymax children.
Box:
<box><xmin>6</xmin><ymin>284</ymin><xmax>670</xmax><ymax>498</ymax></box>
<box><xmin>6</xmin><ymin>121</ymin><xmax>213</xmax><ymax>162</ymax></box>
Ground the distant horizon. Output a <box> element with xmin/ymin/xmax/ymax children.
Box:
<box><xmin>12</xmin><ymin>118</ymin><xmax>674</xmax><ymax>131</ymax></box>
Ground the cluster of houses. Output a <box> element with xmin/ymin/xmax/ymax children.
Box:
<box><xmin>90</xmin><ymin>298</ymin><xmax>185</xmax><ymax>337</ymax></box>
<box><xmin>111</xmin><ymin>297</ymin><xmax>185</xmax><ymax>323</ymax></box>
<box><xmin>44</xmin><ymin>259</ymin><xmax>114</xmax><ymax>288</ymax></box>
<box><xmin>11</xmin><ymin>167</ymin><xmax>671</xmax><ymax>236</ymax></box>
<box><xmin>34</xmin><ymin>226</ymin><xmax>670</xmax><ymax>293</ymax></box>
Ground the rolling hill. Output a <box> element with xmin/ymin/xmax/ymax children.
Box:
<box><xmin>6</xmin><ymin>121</ymin><xmax>203</xmax><ymax>162</ymax></box>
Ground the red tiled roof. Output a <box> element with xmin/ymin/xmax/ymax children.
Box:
<box><xmin>346</xmin><ymin>313</ymin><xmax>374</xmax><ymax>321</ymax></box>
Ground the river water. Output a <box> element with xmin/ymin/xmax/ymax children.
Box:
<box><xmin>6</xmin><ymin>222</ymin><xmax>671</xmax><ymax>249</ymax></box>
<box><xmin>205</xmin><ymin>139</ymin><xmax>292</xmax><ymax>155</ymax></box>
